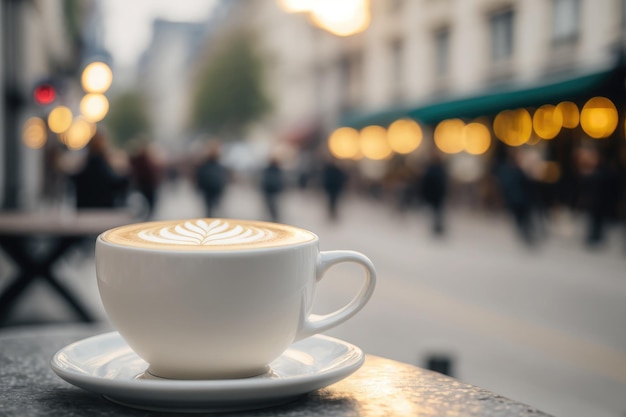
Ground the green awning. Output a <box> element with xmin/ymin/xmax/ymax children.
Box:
<box><xmin>339</xmin><ymin>106</ymin><xmax>408</xmax><ymax>130</ymax></box>
<box><xmin>340</xmin><ymin>66</ymin><xmax>621</xmax><ymax>129</ymax></box>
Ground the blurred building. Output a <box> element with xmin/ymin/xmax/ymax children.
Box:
<box><xmin>334</xmin><ymin>0</ymin><xmax>625</xmax><ymax>129</ymax></box>
<box><xmin>206</xmin><ymin>1</ymin><xmax>621</xmax><ymax>128</ymax></box>
<box><xmin>197</xmin><ymin>0</ymin><xmax>626</xmax><ymax>201</ymax></box>
<box><xmin>0</xmin><ymin>0</ymin><xmax>96</xmax><ymax>209</ymax></box>
<box><xmin>138</xmin><ymin>19</ymin><xmax>206</xmax><ymax>151</ymax></box>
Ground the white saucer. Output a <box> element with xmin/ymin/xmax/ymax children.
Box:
<box><xmin>50</xmin><ymin>332</ymin><xmax>364</xmax><ymax>412</ymax></box>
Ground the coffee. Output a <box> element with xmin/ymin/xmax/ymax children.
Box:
<box><xmin>102</xmin><ymin>218</ymin><xmax>316</xmax><ymax>251</ymax></box>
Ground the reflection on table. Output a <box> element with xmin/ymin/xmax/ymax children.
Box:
<box><xmin>0</xmin><ymin>210</ymin><xmax>134</xmax><ymax>324</ymax></box>
<box><xmin>0</xmin><ymin>325</ymin><xmax>553</xmax><ymax>417</ymax></box>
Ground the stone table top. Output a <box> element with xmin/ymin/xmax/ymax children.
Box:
<box><xmin>0</xmin><ymin>325</ymin><xmax>552</xmax><ymax>416</ymax></box>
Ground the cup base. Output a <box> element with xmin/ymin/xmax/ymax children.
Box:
<box><xmin>146</xmin><ymin>365</ymin><xmax>271</xmax><ymax>381</ymax></box>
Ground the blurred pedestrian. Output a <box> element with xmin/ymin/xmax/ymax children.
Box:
<box><xmin>71</xmin><ymin>127</ymin><xmax>129</xmax><ymax>209</ymax></box>
<box><xmin>420</xmin><ymin>150</ymin><xmax>448</xmax><ymax>236</ymax></box>
<box><xmin>196</xmin><ymin>142</ymin><xmax>228</xmax><ymax>217</ymax></box>
<box><xmin>577</xmin><ymin>146</ymin><xmax>620</xmax><ymax>247</ymax></box>
<box><xmin>495</xmin><ymin>150</ymin><xmax>534</xmax><ymax>245</ymax></box>
<box><xmin>129</xmin><ymin>137</ymin><xmax>162</xmax><ymax>218</ymax></box>
<box><xmin>260</xmin><ymin>156</ymin><xmax>285</xmax><ymax>222</ymax></box>
<box><xmin>322</xmin><ymin>159</ymin><xmax>348</xmax><ymax>221</ymax></box>
<box><xmin>385</xmin><ymin>157</ymin><xmax>415</xmax><ymax>212</ymax></box>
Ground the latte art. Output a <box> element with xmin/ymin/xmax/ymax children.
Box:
<box><xmin>138</xmin><ymin>219</ymin><xmax>275</xmax><ymax>246</ymax></box>
<box><xmin>102</xmin><ymin>218</ymin><xmax>316</xmax><ymax>250</ymax></box>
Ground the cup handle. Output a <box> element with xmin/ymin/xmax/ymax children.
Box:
<box><xmin>295</xmin><ymin>250</ymin><xmax>376</xmax><ymax>341</ymax></box>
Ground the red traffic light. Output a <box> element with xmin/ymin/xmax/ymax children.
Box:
<box><xmin>33</xmin><ymin>84</ymin><xmax>56</xmax><ymax>105</ymax></box>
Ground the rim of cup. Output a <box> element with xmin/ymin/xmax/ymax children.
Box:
<box><xmin>96</xmin><ymin>218</ymin><xmax>320</xmax><ymax>255</ymax></box>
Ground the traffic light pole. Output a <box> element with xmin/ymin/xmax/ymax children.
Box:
<box><xmin>1</xmin><ymin>0</ymin><xmax>23</xmax><ymax>210</ymax></box>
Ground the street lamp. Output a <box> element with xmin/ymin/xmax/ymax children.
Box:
<box><xmin>62</xmin><ymin>117</ymin><xmax>95</xmax><ymax>150</ymax></box>
<box><xmin>22</xmin><ymin>117</ymin><xmax>47</xmax><ymax>149</ymax></box>
<box><xmin>81</xmin><ymin>62</ymin><xmax>112</xmax><ymax>94</ymax></box>
<box><xmin>48</xmin><ymin>105</ymin><xmax>73</xmax><ymax>134</ymax></box>
<box><xmin>79</xmin><ymin>61</ymin><xmax>112</xmax><ymax>130</ymax></box>
<box><xmin>80</xmin><ymin>93</ymin><xmax>109</xmax><ymax>122</ymax></box>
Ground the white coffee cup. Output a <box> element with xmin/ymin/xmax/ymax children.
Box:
<box><xmin>96</xmin><ymin>218</ymin><xmax>376</xmax><ymax>380</ymax></box>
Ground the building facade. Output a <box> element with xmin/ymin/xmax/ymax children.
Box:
<box><xmin>1</xmin><ymin>0</ymin><xmax>90</xmax><ymax>209</ymax></box>
<box><xmin>244</xmin><ymin>0</ymin><xmax>624</xmax><ymax>131</ymax></box>
<box><xmin>204</xmin><ymin>0</ymin><xmax>622</xmax><ymax>205</ymax></box>
<box><xmin>138</xmin><ymin>19</ymin><xmax>206</xmax><ymax>150</ymax></box>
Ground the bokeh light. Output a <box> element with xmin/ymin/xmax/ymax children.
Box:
<box><xmin>48</xmin><ymin>105</ymin><xmax>73</xmax><ymax>134</ymax></box>
<box><xmin>434</xmin><ymin>119</ymin><xmax>465</xmax><ymax>154</ymax></box>
<box><xmin>22</xmin><ymin>117</ymin><xmax>47</xmax><ymax>149</ymax></box>
<box><xmin>81</xmin><ymin>62</ymin><xmax>113</xmax><ymax>93</ymax></box>
<box><xmin>533</xmin><ymin>104</ymin><xmax>563</xmax><ymax>140</ymax></box>
<box><xmin>309</xmin><ymin>0</ymin><xmax>370</xmax><ymax>37</ymax></box>
<box><xmin>493</xmin><ymin>109</ymin><xmax>532</xmax><ymax>146</ymax></box>
<box><xmin>359</xmin><ymin>125</ymin><xmax>392</xmax><ymax>160</ymax></box>
<box><xmin>80</xmin><ymin>93</ymin><xmax>109</xmax><ymax>122</ymax></box>
<box><xmin>556</xmin><ymin>101</ymin><xmax>579</xmax><ymax>128</ymax></box>
<box><xmin>328</xmin><ymin>127</ymin><xmax>360</xmax><ymax>159</ymax></box>
<box><xmin>580</xmin><ymin>97</ymin><xmax>617</xmax><ymax>139</ymax></box>
<box><xmin>63</xmin><ymin>117</ymin><xmax>95</xmax><ymax>150</ymax></box>
<box><xmin>33</xmin><ymin>84</ymin><xmax>56</xmax><ymax>105</ymax></box>
<box><xmin>387</xmin><ymin>119</ymin><xmax>422</xmax><ymax>154</ymax></box>
<box><xmin>462</xmin><ymin>122</ymin><xmax>491</xmax><ymax>155</ymax></box>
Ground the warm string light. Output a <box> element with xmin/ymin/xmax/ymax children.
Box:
<box><xmin>328</xmin><ymin>97</ymin><xmax>619</xmax><ymax>161</ymax></box>
<box><xmin>328</xmin><ymin>120</ymin><xmax>424</xmax><ymax>160</ymax></box>
<box><xmin>580</xmin><ymin>97</ymin><xmax>618</xmax><ymax>139</ymax></box>
<box><xmin>328</xmin><ymin>127</ymin><xmax>360</xmax><ymax>159</ymax></box>
<box><xmin>388</xmin><ymin>119</ymin><xmax>422</xmax><ymax>154</ymax></box>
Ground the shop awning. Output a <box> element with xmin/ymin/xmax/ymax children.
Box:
<box><xmin>340</xmin><ymin>65</ymin><xmax>622</xmax><ymax>129</ymax></box>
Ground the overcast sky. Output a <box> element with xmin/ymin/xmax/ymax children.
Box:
<box><xmin>101</xmin><ymin>0</ymin><xmax>217</xmax><ymax>68</ymax></box>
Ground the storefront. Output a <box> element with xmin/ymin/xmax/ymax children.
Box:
<box><xmin>333</xmin><ymin>60</ymin><xmax>626</xmax><ymax>214</ymax></box>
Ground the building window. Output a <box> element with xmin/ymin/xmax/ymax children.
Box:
<box><xmin>338</xmin><ymin>52</ymin><xmax>363</xmax><ymax>112</ymax></box>
<box><xmin>489</xmin><ymin>9</ymin><xmax>514</xmax><ymax>62</ymax></box>
<box><xmin>434</xmin><ymin>27</ymin><xmax>450</xmax><ymax>77</ymax></box>
<box><xmin>390</xmin><ymin>38</ymin><xmax>404</xmax><ymax>101</ymax></box>
<box><xmin>552</xmin><ymin>0</ymin><xmax>580</xmax><ymax>44</ymax></box>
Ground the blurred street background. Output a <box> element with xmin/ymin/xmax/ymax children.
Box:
<box><xmin>2</xmin><ymin>1</ymin><xmax>626</xmax><ymax>416</ymax></box>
